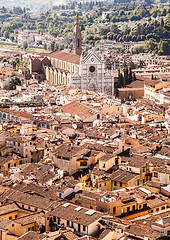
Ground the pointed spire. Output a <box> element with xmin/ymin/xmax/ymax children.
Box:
<box><xmin>76</xmin><ymin>11</ymin><xmax>79</xmax><ymax>24</ymax></box>
<box><xmin>73</xmin><ymin>11</ymin><xmax>82</xmax><ymax>56</ymax></box>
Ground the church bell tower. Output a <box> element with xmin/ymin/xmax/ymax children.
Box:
<box><xmin>73</xmin><ymin>12</ymin><xmax>82</xmax><ymax>56</ymax></box>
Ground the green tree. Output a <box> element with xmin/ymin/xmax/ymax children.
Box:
<box><xmin>43</xmin><ymin>43</ymin><xmax>47</xmax><ymax>50</ymax></box>
<box><xmin>130</xmin><ymin>45</ymin><xmax>145</xmax><ymax>54</ymax></box>
<box><xmin>7</xmin><ymin>77</ymin><xmax>21</xmax><ymax>90</ymax></box>
<box><xmin>3</xmin><ymin>84</ymin><xmax>9</xmax><ymax>90</ymax></box>
<box><xmin>118</xmin><ymin>71</ymin><xmax>124</xmax><ymax>88</ymax></box>
<box><xmin>50</xmin><ymin>41</ymin><xmax>55</xmax><ymax>51</ymax></box>
<box><xmin>132</xmin><ymin>72</ymin><xmax>136</xmax><ymax>82</ymax></box>
<box><xmin>3</xmin><ymin>31</ymin><xmax>9</xmax><ymax>38</ymax></box>
<box><xmin>144</xmin><ymin>38</ymin><xmax>158</xmax><ymax>53</ymax></box>
<box><xmin>22</xmin><ymin>41</ymin><xmax>28</xmax><ymax>50</ymax></box>
<box><xmin>128</xmin><ymin>68</ymin><xmax>132</xmax><ymax>85</ymax></box>
<box><xmin>160</xmin><ymin>18</ymin><xmax>164</xmax><ymax>27</ymax></box>
<box><xmin>123</xmin><ymin>67</ymin><xmax>128</xmax><ymax>86</ymax></box>
<box><xmin>129</xmin><ymin>61</ymin><xmax>136</xmax><ymax>69</ymax></box>
<box><xmin>138</xmin><ymin>60</ymin><xmax>145</xmax><ymax>68</ymax></box>
<box><xmin>55</xmin><ymin>42</ymin><xmax>59</xmax><ymax>49</ymax></box>
<box><xmin>122</xmin><ymin>61</ymin><xmax>127</xmax><ymax>68</ymax></box>
<box><xmin>38</xmin><ymin>40</ymin><xmax>42</xmax><ymax>45</ymax></box>
<box><xmin>105</xmin><ymin>58</ymin><xmax>112</xmax><ymax>70</ymax></box>
<box><xmin>59</xmin><ymin>44</ymin><xmax>64</xmax><ymax>51</ymax></box>
<box><xmin>158</xmin><ymin>40</ymin><xmax>170</xmax><ymax>55</ymax></box>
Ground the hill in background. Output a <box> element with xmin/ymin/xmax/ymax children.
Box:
<box><xmin>0</xmin><ymin>0</ymin><xmax>68</xmax><ymax>11</ymax></box>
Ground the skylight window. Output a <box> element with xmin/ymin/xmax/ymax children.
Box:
<box><xmin>139</xmin><ymin>187</ymin><xmax>151</xmax><ymax>195</ymax></box>
<box><xmin>75</xmin><ymin>206</ymin><xmax>83</xmax><ymax>211</ymax></box>
<box><xmin>85</xmin><ymin>210</ymin><xmax>96</xmax><ymax>215</ymax></box>
<box><xmin>63</xmin><ymin>203</ymin><xmax>70</xmax><ymax>208</ymax></box>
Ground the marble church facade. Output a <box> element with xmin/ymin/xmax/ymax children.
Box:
<box><xmin>71</xmin><ymin>51</ymin><xmax>114</xmax><ymax>95</ymax></box>
<box><xmin>28</xmin><ymin>12</ymin><xmax>114</xmax><ymax>95</ymax></box>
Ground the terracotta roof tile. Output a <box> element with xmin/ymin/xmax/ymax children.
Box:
<box><xmin>47</xmin><ymin>203</ymin><xmax>103</xmax><ymax>226</ymax></box>
<box><xmin>48</xmin><ymin>50</ymin><xmax>80</xmax><ymax>65</ymax></box>
<box><xmin>61</xmin><ymin>101</ymin><xmax>96</xmax><ymax>120</ymax></box>
<box><xmin>16</xmin><ymin>231</ymin><xmax>45</xmax><ymax>240</ymax></box>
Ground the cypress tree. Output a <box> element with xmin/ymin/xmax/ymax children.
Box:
<box><xmin>123</xmin><ymin>67</ymin><xmax>128</xmax><ymax>87</ymax></box>
<box><xmin>118</xmin><ymin>69</ymin><xmax>121</xmax><ymax>88</ymax></box>
<box><xmin>128</xmin><ymin>67</ymin><xmax>132</xmax><ymax>84</ymax></box>
<box><xmin>118</xmin><ymin>70</ymin><xmax>124</xmax><ymax>88</ymax></box>
<box><xmin>132</xmin><ymin>72</ymin><xmax>136</xmax><ymax>82</ymax></box>
<box><xmin>120</xmin><ymin>73</ymin><xmax>124</xmax><ymax>87</ymax></box>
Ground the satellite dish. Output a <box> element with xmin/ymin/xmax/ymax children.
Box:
<box><xmin>72</xmin><ymin>124</ymin><xmax>77</xmax><ymax>129</ymax></box>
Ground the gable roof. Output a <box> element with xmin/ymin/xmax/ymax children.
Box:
<box><xmin>53</xmin><ymin>230</ymin><xmax>78</xmax><ymax>240</ymax></box>
<box><xmin>48</xmin><ymin>50</ymin><xmax>80</xmax><ymax>65</ymax></box>
<box><xmin>111</xmin><ymin>169</ymin><xmax>138</xmax><ymax>183</ymax></box>
<box><xmin>6</xmin><ymin>190</ymin><xmax>57</xmax><ymax>210</ymax></box>
<box><xmin>0</xmin><ymin>153</ymin><xmax>22</xmax><ymax>165</ymax></box>
<box><xmin>0</xmin><ymin>217</ymin><xmax>12</xmax><ymax>230</ymax></box>
<box><xmin>16</xmin><ymin>231</ymin><xmax>45</xmax><ymax>240</ymax></box>
<box><xmin>98</xmin><ymin>154</ymin><xmax>115</xmax><ymax>162</ymax></box>
<box><xmin>55</xmin><ymin>144</ymin><xmax>83</xmax><ymax>158</ymax></box>
<box><xmin>46</xmin><ymin>203</ymin><xmax>103</xmax><ymax>226</ymax></box>
<box><xmin>61</xmin><ymin>101</ymin><xmax>98</xmax><ymax>120</ymax></box>
<box><xmin>14</xmin><ymin>212</ymin><xmax>43</xmax><ymax>226</ymax></box>
<box><xmin>0</xmin><ymin>203</ymin><xmax>19</xmax><ymax>216</ymax></box>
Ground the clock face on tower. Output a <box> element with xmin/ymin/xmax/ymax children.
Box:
<box><xmin>89</xmin><ymin>66</ymin><xmax>95</xmax><ymax>73</ymax></box>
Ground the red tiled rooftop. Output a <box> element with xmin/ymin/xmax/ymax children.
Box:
<box><xmin>61</xmin><ymin>101</ymin><xmax>96</xmax><ymax>120</ymax></box>
<box><xmin>0</xmin><ymin>108</ymin><xmax>34</xmax><ymax>120</ymax></box>
<box><xmin>48</xmin><ymin>50</ymin><xmax>80</xmax><ymax>65</ymax></box>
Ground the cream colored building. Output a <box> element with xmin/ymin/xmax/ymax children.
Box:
<box><xmin>6</xmin><ymin>137</ymin><xmax>32</xmax><ymax>163</ymax></box>
<box><xmin>46</xmin><ymin>203</ymin><xmax>103</xmax><ymax>236</ymax></box>
<box><xmin>144</xmin><ymin>80</ymin><xmax>170</xmax><ymax>103</ymax></box>
<box><xmin>98</xmin><ymin>154</ymin><xmax>121</xmax><ymax>171</ymax></box>
<box><xmin>152</xmin><ymin>167</ymin><xmax>170</xmax><ymax>185</ymax></box>
<box><xmin>54</xmin><ymin>144</ymin><xmax>95</xmax><ymax>174</ymax></box>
